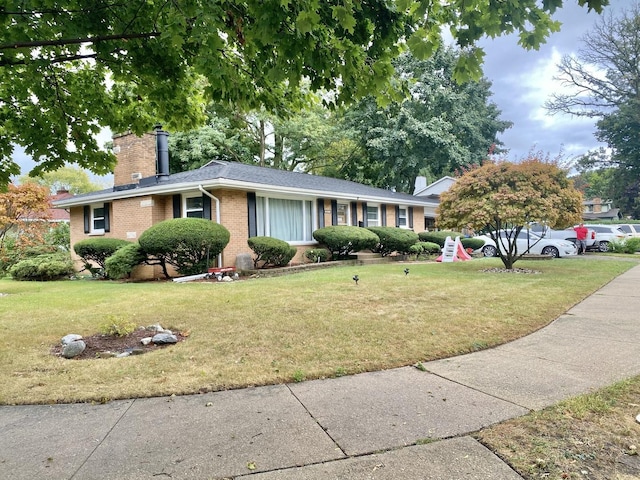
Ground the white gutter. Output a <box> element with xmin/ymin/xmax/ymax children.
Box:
<box><xmin>198</xmin><ymin>185</ymin><xmax>223</xmax><ymax>268</ymax></box>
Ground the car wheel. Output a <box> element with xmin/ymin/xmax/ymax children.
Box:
<box><xmin>482</xmin><ymin>245</ymin><xmax>497</xmax><ymax>257</ymax></box>
<box><xmin>542</xmin><ymin>246</ymin><xmax>559</xmax><ymax>258</ymax></box>
<box><xmin>598</xmin><ymin>241</ymin><xmax>609</xmax><ymax>252</ymax></box>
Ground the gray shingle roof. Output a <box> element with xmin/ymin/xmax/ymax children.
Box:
<box><xmin>56</xmin><ymin>160</ymin><xmax>431</xmax><ymax>206</ymax></box>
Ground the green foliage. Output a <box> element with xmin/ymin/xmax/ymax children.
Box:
<box><xmin>9</xmin><ymin>253</ymin><xmax>74</xmax><ymax>281</ymax></box>
<box><xmin>73</xmin><ymin>238</ymin><xmax>132</xmax><ymax>276</ymax></box>
<box><xmin>304</xmin><ymin>248</ymin><xmax>331</xmax><ymax>263</ymax></box>
<box><xmin>610</xmin><ymin>238</ymin><xmax>640</xmax><ymax>254</ymax></box>
<box><xmin>19</xmin><ymin>166</ymin><xmax>105</xmax><ymax>194</ymax></box>
<box><xmin>139</xmin><ymin>218</ymin><xmax>230</xmax><ymax>277</ymax></box>
<box><xmin>418</xmin><ymin>231</ymin><xmax>464</xmax><ymax>247</ymax></box>
<box><xmin>460</xmin><ymin>238</ymin><xmax>485</xmax><ymax>251</ymax></box>
<box><xmin>247</xmin><ymin>237</ymin><xmax>297</xmax><ymax>269</ymax></box>
<box><xmin>0</xmin><ymin>244</ymin><xmax>58</xmax><ymax>277</ymax></box>
<box><xmin>408</xmin><ymin>241</ymin><xmax>441</xmax><ymax>258</ymax></box>
<box><xmin>45</xmin><ymin>222</ymin><xmax>71</xmax><ymax>251</ymax></box>
<box><xmin>100</xmin><ymin>316</ymin><xmax>137</xmax><ymax>337</ymax></box>
<box><xmin>337</xmin><ymin>48</ymin><xmax>512</xmax><ymax>191</ymax></box>
<box><xmin>0</xmin><ymin>0</ymin><xmax>607</xmax><ymax>185</ymax></box>
<box><xmin>366</xmin><ymin>226</ymin><xmax>418</xmax><ymax>256</ymax></box>
<box><xmin>104</xmin><ymin>243</ymin><xmax>147</xmax><ymax>280</ymax></box>
<box><xmin>312</xmin><ymin>226</ymin><xmax>380</xmax><ymax>258</ymax></box>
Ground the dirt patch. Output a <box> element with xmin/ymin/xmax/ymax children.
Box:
<box><xmin>51</xmin><ymin>329</ymin><xmax>187</xmax><ymax>360</ymax></box>
<box><xmin>482</xmin><ymin>267</ymin><xmax>542</xmax><ymax>274</ymax></box>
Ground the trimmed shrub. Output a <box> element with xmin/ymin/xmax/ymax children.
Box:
<box><xmin>460</xmin><ymin>238</ymin><xmax>485</xmax><ymax>251</ymax></box>
<box><xmin>409</xmin><ymin>241</ymin><xmax>441</xmax><ymax>259</ymax></box>
<box><xmin>248</xmin><ymin>236</ymin><xmax>297</xmax><ymax>268</ymax></box>
<box><xmin>304</xmin><ymin>248</ymin><xmax>331</xmax><ymax>263</ymax></box>
<box><xmin>9</xmin><ymin>253</ymin><xmax>74</xmax><ymax>281</ymax></box>
<box><xmin>418</xmin><ymin>231</ymin><xmax>464</xmax><ymax>247</ymax></box>
<box><xmin>366</xmin><ymin>226</ymin><xmax>419</xmax><ymax>256</ymax></box>
<box><xmin>0</xmin><ymin>244</ymin><xmax>58</xmax><ymax>277</ymax></box>
<box><xmin>139</xmin><ymin>218</ymin><xmax>231</xmax><ymax>277</ymax></box>
<box><xmin>105</xmin><ymin>243</ymin><xmax>147</xmax><ymax>279</ymax></box>
<box><xmin>312</xmin><ymin>226</ymin><xmax>379</xmax><ymax>258</ymax></box>
<box><xmin>74</xmin><ymin>238</ymin><xmax>132</xmax><ymax>276</ymax></box>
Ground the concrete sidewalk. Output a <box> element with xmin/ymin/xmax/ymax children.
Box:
<box><xmin>2</xmin><ymin>264</ymin><xmax>640</xmax><ymax>479</ymax></box>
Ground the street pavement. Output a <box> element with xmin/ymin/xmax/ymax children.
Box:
<box><xmin>2</xmin><ymin>263</ymin><xmax>640</xmax><ymax>479</ymax></box>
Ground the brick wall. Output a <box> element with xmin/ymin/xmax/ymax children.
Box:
<box><xmin>113</xmin><ymin>132</ymin><xmax>157</xmax><ymax>186</ymax></box>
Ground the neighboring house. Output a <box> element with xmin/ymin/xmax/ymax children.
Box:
<box><xmin>54</xmin><ymin>129</ymin><xmax>434</xmax><ymax>279</ymax></box>
<box><xmin>49</xmin><ymin>189</ymin><xmax>73</xmax><ymax>223</ymax></box>
<box><xmin>413</xmin><ymin>176</ymin><xmax>456</xmax><ymax>230</ymax></box>
<box><xmin>583</xmin><ymin>197</ymin><xmax>621</xmax><ymax>221</ymax></box>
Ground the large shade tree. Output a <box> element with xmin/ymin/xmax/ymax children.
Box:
<box><xmin>437</xmin><ymin>159</ymin><xmax>583</xmax><ymax>269</ymax></box>
<box><xmin>0</xmin><ymin>0</ymin><xmax>608</xmax><ymax>185</ymax></box>
<box><xmin>335</xmin><ymin>47</ymin><xmax>512</xmax><ymax>192</ymax></box>
<box><xmin>545</xmin><ymin>3</ymin><xmax>639</xmax><ymax>216</ymax></box>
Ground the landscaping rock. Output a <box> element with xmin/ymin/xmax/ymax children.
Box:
<box><xmin>61</xmin><ymin>334</ymin><xmax>83</xmax><ymax>345</ymax></box>
<box><xmin>141</xmin><ymin>337</ymin><xmax>153</xmax><ymax>346</ymax></box>
<box><xmin>62</xmin><ymin>340</ymin><xmax>86</xmax><ymax>358</ymax></box>
<box><xmin>152</xmin><ymin>333</ymin><xmax>178</xmax><ymax>344</ymax></box>
<box><xmin>116</xmin><ymin>351</ymin><xmax>131</xmax><ymax>358</ymax></box>
<box><xmin>146</xmin><ymin>324</ymin><xmax>164</xmax><ymax>332</ymax></box>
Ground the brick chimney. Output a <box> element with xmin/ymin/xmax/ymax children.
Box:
<box><xmin>112</xmin><ymin>131</ymin><xmax>157</xmax><ymax>187</ymax></box>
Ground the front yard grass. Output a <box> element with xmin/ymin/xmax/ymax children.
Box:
<box><xmin>0</xmin><ymin>257</ymin><xmax>636</xmax><ymax>405</ymax></box>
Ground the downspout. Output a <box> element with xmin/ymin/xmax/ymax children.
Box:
<box><xmin>198</xmin><ymin>185</ymin><xmax>223</xmax><ymax>267</ymax></box>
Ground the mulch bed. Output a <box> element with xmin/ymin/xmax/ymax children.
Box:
<box><xmin>51</xmin><ymin>329</ymin><xmax>187</xmax><ymax>360</ymax></box>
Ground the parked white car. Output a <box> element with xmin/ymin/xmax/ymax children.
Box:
<box><xmin>617</xmin><ymin>224</ymin><xmax>640</xmax><ymax>238</ymax></box>
<box><xmin>474</xmin><ymin>230</ymin><xmax>577</xmax><ymax>258</ymax></box>
<box><xmin>583</xmin><ymin>224</ymin><xmax>627</xmax><ymax>252</ymax></box>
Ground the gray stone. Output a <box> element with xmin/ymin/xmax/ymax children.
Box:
<box><xmin>235</xmin><ymin>253</ymin><xmax>253</xmax><ymax>271</ymax></box>
<box><xmin>222</xmin><ymin>276</ymin><xmax>233</xmax><ymax>282</ymax></box>
<box><xmin>140</xmin><ymin>337</ymin><xmax>153</xmax><ymax>346</ymax></box>
<box><xmin>152</xmin><ymin>333</ymin><xmax>178</xmax><ymax>344</ymax></box>
<box><xmin>146</xmin><ymin>324</ymin><xmax>164</xmax><ymax>332</ymax></box>
<box><xmin>96</xmin><ymin>351</ymin><xmax>117</xmax><ymax>359</ymax></box>
<box><xmin>129</xmin><ymin>348</ymin><xmax>145</xmax><ymax>356</ymax></box>
<box><xmin>62</xmin><ymin>340</ymin><xmax>86</xmax><ymax>358</ymax></box>
<box><xmin>61</xmin><ymin>334</ymin><xmax>83</xmax><ymax>345</ymax></box>
<box><xmin>116</xmin><ymin>352</ymin><xmax>131</xmax><ymax>358</ymax></box>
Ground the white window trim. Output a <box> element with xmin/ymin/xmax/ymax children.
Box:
<box><xmin>90</xmin><ymin>204</ymin><xmax>105</xmax><ymax>235</ymax></box>
<box><xmin>183</xmin><ymin>193</ymin><xmax>204</xmax><ymax>218</ymax></box>
<box><xmin>257</xmin><ymin>195</ymin><xmax>316</xmax><ymax>245</ymax></box>
<box><xmin>336</xmin><ymin>202</ymin><xmax>350</xmax><ymax>226</ymax></box>
<box><xmin>366</xmin><ymin>204</ymin><xmax>380</xmax><ymax>227</ymax></box>
<box><xmin>397</xmin><ymin>205</ymin><xmax>409</xmax><ymax>229</ymax></box>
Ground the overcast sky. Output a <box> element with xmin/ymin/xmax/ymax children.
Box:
<box><xmin>12</xmin><ymin>1</ymin><xmax>630</xmax><ymax>182</ymax></box>
<box><xmin>479</xmin><ymin>1</ymin><xmax>633</xmax><ymax>162</ymax></box>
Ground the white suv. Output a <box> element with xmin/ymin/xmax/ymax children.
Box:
<box><xmin>617</xmin><ymin>224</ymin><xmax>640</xmax><ymax>238</ymax></box>
<box><xmin>584</xmin><ymin>224</ymin><xmax>627</xmax><ymax>252</ymax></box>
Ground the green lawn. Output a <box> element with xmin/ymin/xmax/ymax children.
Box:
<box><xmin>0</xmin><ymin>257</ymin><xmax>636</xmax><ymax>405</ymax></box>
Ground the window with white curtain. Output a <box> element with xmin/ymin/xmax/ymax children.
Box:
<box><xmin>256</xmin><ymin>197</ymin><xmax>314</xmax><ymax>242</ymax></box>
<box><xmin>337</xmin><ymin>203</ymin><xmax>349</xmax><ymax>225</ymax></box>
<box><xmin>397</xmin><ymin>206</ymin><xmax>408</xmax><ymax>228</ymax></box>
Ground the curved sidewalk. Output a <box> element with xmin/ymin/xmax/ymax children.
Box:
<box><xmin>2</xmin><ymin>264</ymin><xmax>640</xmax><ymax>479</ymax></box>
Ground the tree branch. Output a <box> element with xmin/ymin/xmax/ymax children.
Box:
<box><xmin>0</xmin><ymin>32</ymin><xmax>160</xmax><ymax>51</ymax></box>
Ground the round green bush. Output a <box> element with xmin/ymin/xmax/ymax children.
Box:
<box><xmin>74</xmin><ymin>238</ymin><xmax>132</xmax><ymax>273</ymax></box>
<box><xmin>460</xmin><ymin>238</ymin><xmax>485</xmax><ymax>251</ymax></box>
<box><xmin>248</xmin><ymin>236</ymin><xmax>297</xmax><ymax>268</ymax></box>
<box><xmin>139</xmin><ymin>218</ymin><xmax>231</xmax><ymax>277</ymax></box>
<box><xmin>304</xmin><ymin>248</ymin><xmax>331</xmax><ymax>263</ymax></box>
<box><xmin>105</xmin><ymin>243</ymin><xmax>147</xmax><ymax>279</ymax></box>
<box><xmin>9</xmin><ymin>253</ymin><xmax>74</xmax><ymax>281</ymax></box>
<box><xmin>409</xmin><ymin>241</ymin><xmax>441</xmax><ymax>258</ymax></box>
<box><xmin>366</xmin><ymin>226</ymin><xmax>419</xmax><ymax>256</ymax></box>
<box><xmin>312</xmin><ymin>226</ymin><xmax>379</xmax><ymax>257</ymax></box>
<box><xmin>418</xmin><ymin>231</ymin><xmax>464</xmax><ymax>247</ymax></box>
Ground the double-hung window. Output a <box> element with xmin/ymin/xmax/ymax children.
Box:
<box><xmin>397</xmin><ymin>206</ymin><xmax>408</xmax><ymax>228</ymax></box>
<box><xmin>256</xmin><ymin>196</ymin><xmax>314</xmax><ymax>243</ymax></box>
<box><xmin>336</xmin><ymin>203</ymin><xmax>349</xmax><ymax>226</ymax></box>
<box><xmin>185</xmin><ymin>195</ymin><xmax>204</xmax><ymax>218</ymax></box>
<box><xmin>366</xmin><ymin>205</ymin><xmax>380</xmax><ymax>227</ymax></box>
<box><xmin>83</xmin><ymin>203</ymin><xmax>111</xmax><ymax>235</ymax></box>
